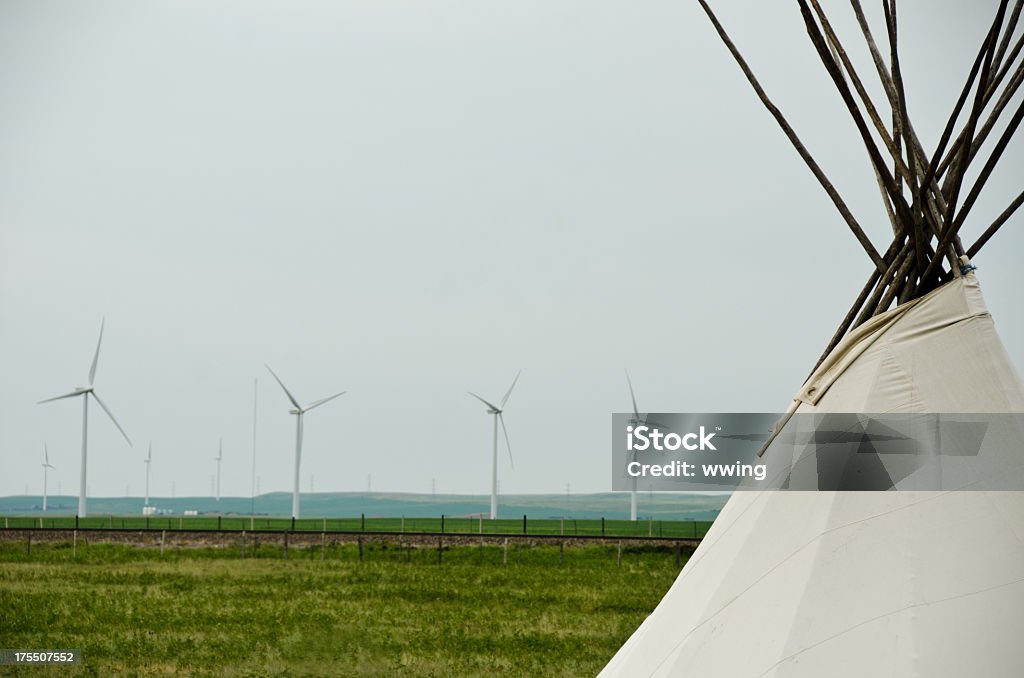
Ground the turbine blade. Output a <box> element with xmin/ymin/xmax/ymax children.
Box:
<box><xmin>625</xmin><ymin>370</ymin><xmax>640</xmax><ymax>419</ymax></box>
<box><xmin>265</xmin><ymin>364</ymin><xmax>302</xmax><ymax>410</ymax></box>
<box><xmin>468</xmin><ymin>391</ymin><xmax>500</xmax><ymax>411</ymax></box>
<box><xmin>499</xmin><ymin>413</ymin><xmax>514</xmax><ymax>471</ymax></box>
<box><xmin>90</xmin><ymin>391</ymin><xmax>132</xmax><ymax>446</ymax></box>
<box><xmin>89</xmin><ymin>318</ymin><xmax>105</xmax><ymax>385</ymax></box>
<box><xmin>147</xmin><ymin>441</ymin><xmax>152</xmax><ymax>463</ymax></box>
<box><xmin>305</xmin><ymin>391</ymin><xmax>346</xmax><ymax>412</ymax></box>
<box><xmin>44</xmin><ymin>442</ymin><xmax>49</xmax><ymax>465</ymax></box>
<box><xmin>500</xmin><ymin>370</ymin><xmax>521</xmax><ymax>409</ymax></box>
<box><xmin>38</xmin><ymin>390</ymin><xmax>82</xmax><ymax>404</ymax></box>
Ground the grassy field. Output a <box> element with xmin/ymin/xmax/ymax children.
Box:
<box><xmin>0</xmin><ymin>539</ymin><xmax>686</xmax><ymax>676</ymax></box>
<box><xmin>0</xmin><ymin>514</ymin><xmax>712</xmax><ymax>539</ymax></box>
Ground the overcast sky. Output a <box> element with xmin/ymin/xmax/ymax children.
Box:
<box><xmin>1</xmin><ymin>0</ymin><xmax>1020</xmax><ymax>499</ymax></box>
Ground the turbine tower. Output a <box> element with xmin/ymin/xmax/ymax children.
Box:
<box><xmin>265</xmin><ymin>364</ymin><xmax>345</xmax><ymax>519</ymax></box>
<box><xmin>215</xmin><ymin>439</ymin><xmax>223</xmax><ymax>502</ymax></box>
<box><xmin>469</xmin><ymin>371</ymin><xmax>520</xmax><ymax>520</ymax></box>
<box><xmin>38</xmin><ymin>319</ymin><xmax>132</xmax><ymax>517</ymax></box>
<box><xmin>625</xmin><ymin>371</ymin><xmax>653</xmax><ymax>522</ymax></box>
<box><xmin>144</xmin><ymin>442</ymin><xmax>152</xmax><ymax>507</ymax></box>
<box><xmin>41</xmin><ymin>443</ymin><xmax>55</xmax><ymax>512</ymax></box>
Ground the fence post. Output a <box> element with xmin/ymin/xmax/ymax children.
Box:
<box><xmin>321</xmin><ymin>531</ymin><xmax>326</xmax><ymax>561</ymax></box>
<box><xmin>560</xmin><ymin>517</ymin><xmax>564</xmax><ymax>535</ymax></box>
<box><xmin>291</xmin><ymin>517</ymin><xmax>296</xmax><ymax>532</ymax></box>
<box><xmin>440</xmin><ymin>515</ymin><xmax>445</xmax><ymax>534</ymax></box>
<box><xmin>503</xmin><ymin>538</ymin><xmax>508</xmax><ymax>564</ymax></box>
<box><xmin>75</xmin><ymin>515</ymin><xmax>79</xmax><ymax>530</ymax></box>
<box><xmin>283</xmin><ymin>531</ymin><xmax>289</xmax><ymax>559</ymax></box>
<box><xmin>522</xmin><ymin>514</ymin><xmax>527</xmax><ymax>535</ymax></box>
<box><xmin>160</xmin><ymin>529</ymin><xmax>166</xmax><ymax>556</ymax></box>
<box><xmin>559</xmin><ymin>541</ymin><xmax>564</xmax><ymax>566</ymax></box>
<box><xmin>602</xmin><ymin>517</ymin><xmax>606</xmax><ymax>537</ymax></box>
<box><xmin>617</xmin><ymin>541</ymin><xmax>622</xmax><ymax>568</ymax></box>
<box><xmin>241</xmin><ymin>529</ymin><xmax>246</xmax><ymax>558</ymax></box>
<box><xmin>358</xmin><ymin>536</ymin><xmax>363</xmax><ymax>562</ymax></box>
<box><xmin>218</xmin><ymin>516</ymin><xmax>222</xmax><ymax>530</ymax></box>
<box><xmin>361</xmin><ymin>514</ymin><xmax>365</xmax><ymax>531</ymax></box>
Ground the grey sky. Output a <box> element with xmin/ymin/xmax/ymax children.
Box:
<box><xmin>1</xmin><ymin>1</ymin><xmax>1020</xmax><ymax>499</ymax></box>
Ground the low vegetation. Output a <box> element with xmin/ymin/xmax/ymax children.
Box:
<box><xmin>0</xmin><ymin>540</ymin><xmax>685</xmax><ymax>676</ymax></box>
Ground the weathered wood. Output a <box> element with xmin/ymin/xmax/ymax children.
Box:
<box><xmin>968</xmin><ymin>187</ymin><xmax>1024</xmax><ymax>257</ymax></box>
<box><xmin>992</xmin><ymin>0</ymin><xmax>1024</xmax><ymax>74</ymax></box>
<box><xmin>938</xmin><ymin>39</ymin><xmax>1024</xmax><ymax>180</ymax></box>
<box><xmin>810</xmin><ymin>235</ymin><xmax>904</xmax><ymax>372</ymax></box>
<box><xmin>798</xmin><ymin>0</ymin><xmax>915</xmax><ymax>236</ymax></box>
<box><xmin>855</xmin><ymin>240</ymin><xmax>913</xmax><ymax>326</ymax></box>
<box><xmin>696</xmin><ymin>0</ymin><xmax>885</xmax><ymax>272</ymax></box>
<box><xmin>848</xmin><ymin>0</ymin><xmax>964</xmax><ymax>255</ymax></box>
<box><xmin>921</xmin><ymin>93</ymin><xmax>1024</xmax><ymax>288</ymax></box>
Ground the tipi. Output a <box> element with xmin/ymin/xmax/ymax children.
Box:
<box><xmin>602</xmin><ymin>1</ymin><xmax>1024</xmax><ymax>675</ymax></box>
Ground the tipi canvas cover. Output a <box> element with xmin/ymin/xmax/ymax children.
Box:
<box><xmin>600</xmin><ymin>273</ymin><xmax>1024</xmax><ymax>677</ymax></box>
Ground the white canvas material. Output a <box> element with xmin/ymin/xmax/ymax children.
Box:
<box><xmin>600</xmin><ymin>273</ymin><xmax>1024</xmax><ymax>677</ymax></box>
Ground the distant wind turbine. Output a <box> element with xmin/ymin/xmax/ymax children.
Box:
<box><xmin>215</xmin><ymin>439</ymin><xmax>223</xmax><ymax>502</ymax></box>
<box><xmin>38</xmin><ymin>319</ymin><xmax>131</xmax><ymax>517</ymax></box>
<box><xmin>41</xmin><ymin>443</ymin><xmax>55</xmax><ymax>512</ymax></box>
<box><xmin>469</xmin><ymin>371</ymin><xmax>520</xmax><ymax>520</ymax></box>
<box><xmin>265</xmin><ymin>364</ymin><xmax>346</xmax><ymax>519</ymax></box>
<box><xmin>625</xmin><ymin>371</ymin><xmax>663</xmax><ymax>522</ymax></box>
<box><xmin>144</xmin><ymin>442</ymin><xmax>152</xmax><ymax>507</ymax></box>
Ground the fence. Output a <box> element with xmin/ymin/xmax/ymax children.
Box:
<box><xmin>0</xmin><ymin>514</ymin><xmax>714</xmax><ymax>539</ymax></box>
<box><xmin>0</xmin><ymin>526</ymin><xmax>699</xmax><ymax>570</ymax></box>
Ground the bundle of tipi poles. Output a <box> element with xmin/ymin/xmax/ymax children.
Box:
<box><xmin>698</xmin><ymin>0</ymin><xmax>1024</xmax><ymax>369</ymax></box>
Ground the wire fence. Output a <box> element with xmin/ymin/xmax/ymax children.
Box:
<box><xmin>1</xmin><ymin>527</ymin><xmax>699</xmax><ymax>570</ymax></box>
<box><xmin>0</xmin><ymin>514</ymin><xmax>713</xmax><ymax>539</ymax></box>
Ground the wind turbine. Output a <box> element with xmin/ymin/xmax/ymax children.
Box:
<box><xmin>41</xmin><ymin>443</ymin><xmax>55</xmax><ymax>512</ymax></box>
<box><xmin>625</xmin><ymin>371</ymin><xmax>644</xmax><ymax>522</ymax></box>
<box><xmin>468</xmin><ymin>371</ymin><xmax>520</xmax><ymax>520</ymax></box>
<box><xmin>38</xmin><ymin>319</ymin><xmax>131</xmax><ymax>517</ymax></box>
<box><xmin>144</xmin><ymin>442</ymin><xmax>152</xmax><ymax>507</ymax></box>
<box><xmin>215</xmin><ymin>439</ymin><xmax>223</xmax><ymax>502</ymax></box>
<box><xmin>265</xmin><ymin>364</ymin><xmax>346</xmax><ymax>519</ymax></box>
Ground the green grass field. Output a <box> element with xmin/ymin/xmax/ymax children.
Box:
<box><xmin>0</xmin><ymin>514</ymin><xmax>712</xmax><ymax>539</ymax></box>
<box><xmin>0</xmin><ymin>539</ymin><xmax>686</xmax><ymax>676</ymax></box>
